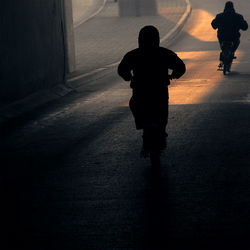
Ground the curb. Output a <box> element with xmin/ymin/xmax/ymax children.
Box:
<box><xmin>160</xmin><ymin>0</ymin><xmax>191</xmax><ymax>46</ymax></box>
<box><xmin>74</xmin><ymin>0</ymin><xmax>108</xmax><ymax>28</ymax></box>
<box><xmin>68</xmin><ymin>0</ymin><xmax>192</xmax><ymax>83</ymax></box>
<box><xmin>0</xmin><ymin>0</ymin><xmax>192</xmax><ymax>129</ymax></box>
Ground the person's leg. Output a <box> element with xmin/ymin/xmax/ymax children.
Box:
<box><xmin>233</xmin><ymin>39</ymin><xmax>240</xmax><ymax>52</ymax></box>
<box><xmin>158</xmin><ymin>98</ymin><xmax>169</xmax><ymax>150</ymax></box>
<box><xmin>218</xmin><ymin>38</ymin><xmax>223</xmax><ymax>67</ymax></box>
<box><xmin>232</xmin><ymin>39</ymin><xmax>240</xmax><ymax>58</ymax></box>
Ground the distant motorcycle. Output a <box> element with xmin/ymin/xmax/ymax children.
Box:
<box><xmin>218</xmin><ymin>41</ymin><xmax>234</xmax><ymax>75</ymax></box>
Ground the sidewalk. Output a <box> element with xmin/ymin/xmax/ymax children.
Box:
<box><xmin>0</xmin><ymin>0</ymin><xmax>191</xmax><ymax>128</ymax></box>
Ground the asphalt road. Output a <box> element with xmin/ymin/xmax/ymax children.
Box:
<box><xmin>2</xmin><ymin>0</ymin><xmax>250</xmax><ymax>249</ymax></box>
<box><xmin>72</xmin><ymin>0</ymin><xmax>187</xmax><ymax>76</ymax></box>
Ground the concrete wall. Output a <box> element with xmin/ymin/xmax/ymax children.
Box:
<box><xmin>118</xmin><ymin>0</ymin><xmax>157</xmax><ymax>17</ymax></box>
<box><xmin>0</xmin><ymin>0</ymin><xmax>74</xmax><ymax>103</ymax></box>
<box><xmin>63</xmin><ymin>0</ymin><xmax>76</xmax><ymax>73</ymax></box>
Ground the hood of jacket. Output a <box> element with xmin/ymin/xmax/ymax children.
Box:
<box><xmin>224</xmin><ymin>1</ymin><xmax>235</xmax><ymax>13</ymax></box>
<box><xmin>138</xmin><ymin>25</ymin><xmax>160</xmax><ymax>49</ymax></box>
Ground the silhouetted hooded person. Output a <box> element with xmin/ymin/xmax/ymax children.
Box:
<box><xmin>118</xmin><ymin>26</ymin><xmax>185</xmax><ymax>154</ymax></box>
<box><xmin>138</xmin><ymin>25</ymin><xmax>160</xmax><ymax>50</ymax></box>
<box><xmin>211</xmin><ymin>1</ymin><xmax>248</xmax><ymax>52</ymax></box>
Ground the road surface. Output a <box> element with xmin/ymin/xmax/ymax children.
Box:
<box><xmin>2</xmin><ymin>0</ymin><xmax>250</xmax><ymax>249</ymax></box>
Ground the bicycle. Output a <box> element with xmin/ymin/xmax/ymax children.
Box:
<box><xmin>218</xmin><ymin>41</ymin><xmax>234</xmax><ymax>75</ymax></box>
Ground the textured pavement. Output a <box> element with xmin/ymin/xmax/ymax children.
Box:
<box><xmin>72</xmin><ymin>0</ymin><xmax>189</xmax><ymax>76</ymax></box>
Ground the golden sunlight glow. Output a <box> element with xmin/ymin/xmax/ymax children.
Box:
<box><xmin>120</xmin><ymin>6</ymin><xmax>244</xmax><ymax>107</ymax></box>
<box><xmin>170</xmin><ymin>50</ymin><xmax>222</xmax><ymax>105</ymax></box>
<box><xmin>120</xmin><ymin>50</ymin><xmax>243</xmax><ymax>107</ymax></box>
<box><xmin>169</xmin><ymin>50</ymin><xmax>243</xmax><ymax>105</ymax></box>
<box><xmin>183</xmin><ymin>9</ymin><xmax>217</xmax><ymax>42</ymax></box>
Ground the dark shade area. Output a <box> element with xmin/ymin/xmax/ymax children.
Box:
<box><xmin>0</xmin><ymin>0</ymin><xmax>66</xmax><ymax>104</ymax></box>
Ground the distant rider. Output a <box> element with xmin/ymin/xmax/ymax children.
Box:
<box><xmin>211</xmin><ymin>1</ymin><xmax>248</xmax><ymax>66</ymax></box>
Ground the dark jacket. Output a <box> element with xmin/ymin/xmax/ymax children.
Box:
<box><xmin>118</xmin><ymin>47</ymin><xmax>185</xmax><ymax>90</ymax></box>
<box><xmin>211</xmin><ymin>9</ymin><xmax>248</xmax><ymax>41</ymax></box>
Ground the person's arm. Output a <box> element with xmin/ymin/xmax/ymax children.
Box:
<box><xmin>118</xmin><ymin>53</ymin><xmax>133</xmax><ymax>81</ymax></box>
<box><xmin>239</xmin><ymin>15</ymin><xmax>248</xmax><ymax>31</ymax></box>
<box><xmin>211</xmin><ymin>14</ymin><xmax>220</xmax><ymax>29</ymax></box>
<box><xmin>169</xmin><ymin>53</ymin><xmax>186</xmax><ymax>79</ymax></box>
